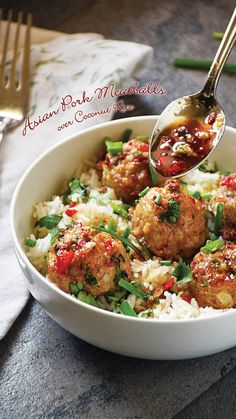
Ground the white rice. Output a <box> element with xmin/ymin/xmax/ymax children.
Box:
<box><xmin>26</xmin><ymin>233</ymin><xmax>51</xmax><ymax>274</ymax></box>
<box><xmin>33</xmin><ymin>196</ymin><xmax>66</xmax><ymax>220</ymax></box>
<box><xmin>150</xmin><ymin>292</ymin><xmax>226</xmax><ymax>320</ymax></box>
<box><xmin>131</xmin><ymin>258</ymin><xmax>176</xmax><ymax>285</ymax></box>
<box><xmin>181</xmin><ymin>168</ymin><xmax>220</xmax><ymax>195</ymax></box>
<box><xmin>26</xmin><ymin>163</ymin><xmax>232</xmax><ymax>320</ymax></box>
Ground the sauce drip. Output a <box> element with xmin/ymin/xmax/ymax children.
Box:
<box><xmin>151</xmin><ymin>115</ymin><xmax>216</xmax><ymax>177</ymax></box>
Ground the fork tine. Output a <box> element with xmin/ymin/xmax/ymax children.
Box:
<box><xmin>0</xmin><ymin>10</ymin><xmax>12</xmax><ymax>84</ymax></box>
<box><xmin>20</xmin><ymin>13</ymin><xmax>31</xmax><ymax>92</ymax></box>
<box><xmin>8</xmin><ymin>11</ymin><xmax>22</xmax><ymax>88</ymax></box>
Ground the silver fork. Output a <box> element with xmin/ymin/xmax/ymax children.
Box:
<box><xmin>0</xmin><ymin>10</ymin><xmax>31</xmax><ymax>143</ymax></box>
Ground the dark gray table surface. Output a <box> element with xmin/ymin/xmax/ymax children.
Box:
<box><xmin>1</xmin><ymin>1</ymin><xmax>236</xmax><ymax>418</ymax></box>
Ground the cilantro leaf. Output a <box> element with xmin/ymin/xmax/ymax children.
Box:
<box><xmin>160</xmin><ymin>198</ymin><xmax>180</xmax><ymax>223</ymax></box>
<box><xmin>173</xmin><ymin>259</ymin><xmax>192</xmax><ymax>284</ymax></box>
<box><xmin>35</xmin><ymin>214</ymin><xmax>62</xmax><ymax>230</ymax></box>
<box><xmin>61</xmin><ymin>177</ymin><xmax>87</xmax><ymax>202</ymax></box>
<box><xmin>201</xmin><ymin>239</ymin><xmax>224</xmax><ymax>254</ymax></box>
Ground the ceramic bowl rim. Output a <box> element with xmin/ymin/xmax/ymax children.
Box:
<box><xmin>10</xmin><ymin>115</ymin><xmax>236</xmax><ymax>325</ymax></box>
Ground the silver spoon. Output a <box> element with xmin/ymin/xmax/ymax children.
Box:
<box><xmin>149</xmin><ymin>7</ymin><xmax>236</xmax><ymax>179</ymax></box>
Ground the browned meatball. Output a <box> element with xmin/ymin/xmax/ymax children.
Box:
<box><xmin>131</xmin><ymin>179</ymin><xmax>207</xmax><ymax>260</ymax></box>
<box><xmin>211</xmin><ymin>174</ymin><xmax>236</xmax><ymax>226</ymax></box>
<box><xmin>99</xmin><ymin>139</ymin><xmax>153</xmax><ymax>203</ymax></box>
<box><xmin>191</xmin><ymin>242</ymin><xmax>236</xmax><ymax>309</ymax></box>
<box><xmin>47</xmin><ymin>223</ymin><xmax>133</xmax><ymax>297</ymax></box>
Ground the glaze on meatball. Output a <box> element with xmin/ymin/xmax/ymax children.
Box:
<box><xmin>47</xmin><ymin>223</ymin><xmax>133</xmax><ymax>297</ymax></box>
<box><xmin>99</xmin><ymin>139</ymin><xmax>153</xmax><ymax>203</ymax></box>
<box><xmin>131</xmin><ymin>179</ymin><xmax>207</xmax><ymax>260</ymax></box>
<box><xmin>211</xmin><ymin>174</ymin><xmax>236</xmax><ymax>227</ymax></box>
<box><xmin>191</xmin><ymin>242</ymin><xmax>236</xmax><ymax>309</ymax></box>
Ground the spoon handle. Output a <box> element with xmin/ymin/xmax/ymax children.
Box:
<box><xmin>203</xmin><ymin>7</ymin><xmax>236</xmax><ymax>96</ymax></box>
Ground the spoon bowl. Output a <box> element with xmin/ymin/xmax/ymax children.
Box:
<box><xmin>149</xmin><ymin>91</ymin><xmax>225</xmax><ymax>178</ymax></box>
<box><xmin>149</xmin><ymin>7</ymin><xmax>236</xmax><ymax>179</ymax></box>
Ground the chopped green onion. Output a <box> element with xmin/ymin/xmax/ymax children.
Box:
<box><xmin>173</xmin><ymin>58</ymin><xmax>236</xmax><ymax>73</ymax></box>
<box><xmin>214</xmin><ymin>203</ymin><xmax>224</xmax><ymax>237</ymax></box>
<box><xmin>92</xmin><ymin>225</ymin><xmax>143</xmax><ymax>257</ymax></box>
<box><xmin>25</xmin><ymin>238</ymin><xmax>36</xmax><ymax>247</ymax></box>
<box><xmin>118</xmin><ymin>278</ymin><xmax>146</xmax><ymax>299</ymax></box>
<box><xmin>201</xmin><ymin>193</ymin><xmax>212</xmax><ymax>200</ymax></box>
<box><xmin>103</xmin><ymin>136</ymin><xmax>112</xmax><ymax>142</ymax></box>
<box><xmin>135</xmin><ymin>239</ymin><xmax>153</xmax><ymax>260</ymax></box>
<box><xmin>173</xmin><ymin>259</ymin><xmax>192</xmax><ymax>284</ymax></box>
<box><xmin>107</xmin><ymin>219</ymin><xmax>117</xmax><ymax>232</ymax></box>
<box><xmin>135</xmin><ymin>135</ymin><xmax>149</xmax><ymax>143</ymax></box>
<box><xmin>122</xmin><ymin>227</ymin><xmax>131</xmax><ymax>239</ymax></box>
<box><xmin>77</xmin><ymin>291</ymin><xmax>99</xmax><ymax>307</ymax></box>
<box><xmin>105</xmin><ymin>140</ymin><xmax>123</xmax><ymax>155</ymax></box>
<box><xmin>149</xmin><ymin>164</ymin><xmax>160</xmax><ymax>184</ymax></box>
<box><xmin>70</xmin><ymin>281</ymin><xmax>84</xmax><ymax>295</ymax></box>
<box><xmin>140</xmin><ymin>308</ymin><xmax>153</xmax><ymax>318</ymax></box>
<box><xmin>35</xmin><ymin>214</ymin><xmax>62</xmax><ymax>230</ymax></box>
<box><xmin>220</xmin><ymin>171</ymin><xmax>231</xmax><ymax>176</ymax></box>
<box><xmin>111</xmin><ymin>203</ymin><xmax>130</xmax><ymax>219</ymax></box>
<box><xmin>201</xmin><ymin>239</ymin><xmax>224</xmax><ymax>254</ymax></box>
<box><xmin>138</xmin><ymin>186</ymin><xmax>150</xmax><ymax>198</ymax></box>
<box><xmin>50</xmin><ymin>227</ymin><xmax>59</xmax><ymax>245</ymax></box>
<box><xmin>210</xmin><ymin>233</ymin><xmax>218</xmax><ymax>241</ymax></box>
<box><xmin>213</xmin><ymin>31</ymin><xmax>224</xmax><ymax>40</ymax></box>
<box><xmin>119</xmin><ymin>300</ymin><xmax>137</xmax><ymax>317</ymax></box>
<box><xmin>106</xmin><ymin>289</ymin><xmax>126</xmax><ymax>302</ymax></box>
<box><xmin>154</xmin><ymin>193</ymin><xmax>162</xmax><ymax>204</ymax></box>
<box><xmin>61</xmin><ymin>178</ymin><xmax>87</xmax><ymax>203</ymax></box>
<box><xmin>160</xmin><ymin>260</ymin><xmax>171</xmax><ymax>266</ymax></box>
<box><xmin>160</xmin><ymin>198</ymin><xmax>180</xmax><ymax>223</ymax></box>
<box><xmin>121</xmin><ymin>128</ymin><xmax>132</xmax><ymax>142</ymax></box>
<box><xmin>192</xmin><ymin>191</ymin><xmax>201</xmax><ymax>199</ymax></box>
<box><xmin>69</xmin><ymin>178</ymin><xmax>87</xmax><ymax>197</ymax></box>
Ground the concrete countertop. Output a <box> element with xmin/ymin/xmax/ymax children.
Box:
<box><xmin>1</xmin><ymin>0</ymin><xmax>236</xmax><ymax>418</ymax></box>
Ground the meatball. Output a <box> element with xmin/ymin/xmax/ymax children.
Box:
<box><xmin>211</xmin><ymin>174</ymin><xmax>236</xmax><ymax>226</ymax></box>
<box><xmin>47</xmin><ymin>223</ymin><xmax>133</xmax><ymax>297</ymax></box>
<box><xmin>131</xmin><ymin>179</ymin><xmax>207</xmax><ymax>260</ymax></box>
<box><xmin>191</xmin><ymin>242</ymin><xmax>236</xmax><ymax>309</ymax></box>
<box><xmin>99</xmin><ymin>139</ymin><xmax>153</xmax><ymax>203</ymax></box>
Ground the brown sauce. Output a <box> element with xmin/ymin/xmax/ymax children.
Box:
<box><xmin>151</xmin><ymin>114</ymin><xmax>216</xmax><ymax>177</ymax></box>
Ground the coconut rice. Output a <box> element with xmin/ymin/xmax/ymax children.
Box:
<box><xmin>25</xmin><ymin>161</ymin><xmax>232</xmax><ymax>320</ymax></box>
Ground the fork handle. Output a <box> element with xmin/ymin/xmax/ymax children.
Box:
<box><xmin>0</xmin><ymin>117</ymin><xmax>11</xmax><ymax>145</ymax></box>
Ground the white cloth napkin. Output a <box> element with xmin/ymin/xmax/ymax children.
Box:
<box><xmin>0</xmin><ymin>33</ymin><xmax>153</xmax><ymax>339</ymax></box>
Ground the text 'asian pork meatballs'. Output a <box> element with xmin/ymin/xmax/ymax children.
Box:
<box><xmin>191</xmin><ymin>242</ymin><xmax>236</xmax><ymax>309</ymax></box>
<box><xmin>47</xmin><ymin>223</ymin><xmax>133</xmax><ymax>297</ymax></box>
<box><xmin>99</xmin><ymin>139</ymin><xmax>153</xmax><ymax>203</ymax></box>
<box><xmin>131</xmin><ymin>179</ymin><xmax>207</xmax><ymax>260</ymax></box>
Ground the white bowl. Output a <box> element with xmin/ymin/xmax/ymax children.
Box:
<box><xmin>10</xmin><ymin>116</ymin><xmax>236</xmax><ymax>360</ymax></box>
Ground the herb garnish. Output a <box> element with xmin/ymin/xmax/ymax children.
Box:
<box><xmin>91</xmin><ymin>225</ymin><xmax>143</xmax><ymax>257</ymax></box>
<box><xmin>25</xmin><ymin>238</ymin><xmax>36</xmax><ymax>247</ymax></box>
<box><xmin>69</xmin><ymin>281</ymin><xmax>84</xmax><ymax>295</ymax></box>
<box><xmin>119</xmin><ymin>300</ymin><xmax>137</xmax><ymax>317</ymax></box>
<box><xmin>61</xmin><ymin>177</ymin><xmax>87</xmax><ymax>203</ymax></box>
<box><xmin>111</xmin><ymin>203</ymin><xmax>130</xmax><ymax>219</ymax></box>
<box><xmin>35</xmin><ymin>214</ymin><xmax>62</xmax><ymax>230</ymax></box>
<box><xmin>105</xmin><ymin>140</ymin><xmax>123</xmax><ymax>155</ymax></box>
<box><xmin>85</xmin><ymin>273</ymin><xmax>98</xmax><ymax>287</ymax></box>
<box><xmin>121</xmin><ymin>128</ymin><xmax>133</xmax><ymax>142</ymax></box>
<box><xmin>160</xmin><ymin>198</ymin><xmax>180</xmax><ymax>223</ymax></box>
<box><xmin>201</xmin><ymin>239</ymin><xmax>224</xmax><ymax>254</ymax></box>
<box><xmin>173</xmin><ymin>259</ymin><xmax>192</xmax><ymax>284</ymax></box>
<box><xmin>214</xmin><ymin>203</ymin><xmax>224</xmax><ymax>237</ymax></box>
<box><xmin>118</xmin><ymin>278</ymin><xmax>146</xmax><ymax>299</ymax></box>
<box><xmin>50</xmin><ymin>227</ymin><xmax>59</xmax><ymax>245</ymax></box>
